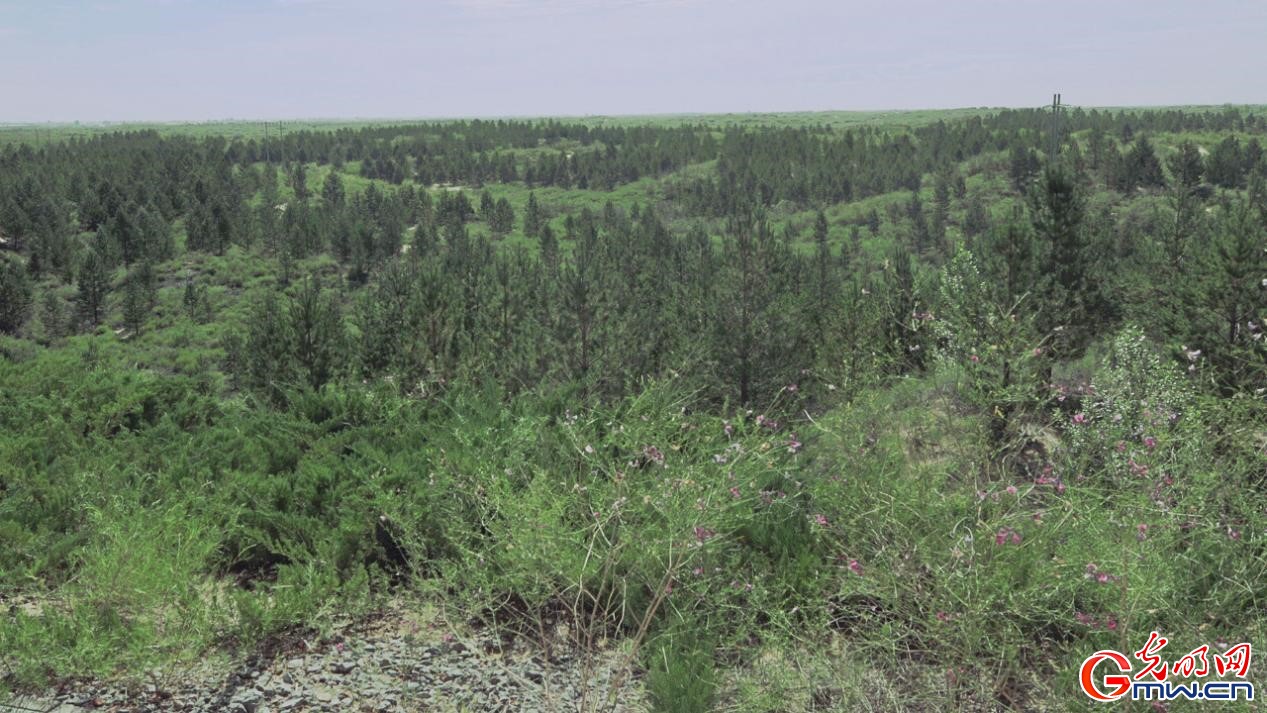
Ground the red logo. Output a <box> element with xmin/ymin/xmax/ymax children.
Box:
<box><xmin>1079</xmin><ymin>632</ymin><xmax>1253</xmax><ymax>703</ymax></box>
<box><xmin>1081</xmin><ymin>650</ymin><xmax>1132</xmax><ymax>701</ymax></box>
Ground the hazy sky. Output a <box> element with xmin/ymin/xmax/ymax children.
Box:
<box><xmin>2</xmin><ymin>0</ymin><xmax>1265</xmax><ymax>122</ymax></box>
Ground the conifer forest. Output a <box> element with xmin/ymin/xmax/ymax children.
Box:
<box><xmin>2</xmin><ymin>106</ymin><xmax>1267</xmax><ymax>710</ymax></box>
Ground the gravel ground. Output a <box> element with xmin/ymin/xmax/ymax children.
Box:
<box><xmin>2</xmin><ymin>610</ymin><xmax>646</xmax><ymax>713</ymax></box>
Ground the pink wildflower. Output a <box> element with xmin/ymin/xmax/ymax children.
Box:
<box><xmin>848</xmin><ymin>559</ymin><xmax>864</xmax><ymax>576</ymax></box>
<box><xmin>643</xmin><ymin>445</ymin><xmax>665</xmax><ymax>466</ymax></box>
<box><xmin>1144</xmin><ymin>436</ymin><xmax>1157</xmax><ymax>449</ymax></box>
<box><xmin>1005</xmin><ymin>485</ymin><xmax>1018</xmax><ymax>495</ymax></box>
<box><xmin>1136</xmin><ymin>523</ymin><xmax>1149</xmax><ymax>541</ymax></box>
<box><xmin>693</xmin><ymin>526</ymin><xmax>716</xmax><ymax>543</ymax></box>
<box><xmin>995</xmin><ymin>527</ymin><xmax>1021</xmax><ymax>546</ymax></box>
<box><xmin>729</xmin><ymin>486</ymin><xmax>741</xmax><ymax>499</ymax></box>
<box><xmin>1072</xmin><ymin>413</ymin><xmax>1087</xmax><ymax>425</ymax></box>
<box><xmin>1086</xmin><ymin>563</ymin><xmax>1119</xmax><ymax>584</ymax></box>
<box><xmin>814</xmin><ymin>514</ymin><xmax>829</xmax><ymax>527</ymax></box>
<box><xmin>969</xmin><ymin>354</ymin><xmax>980</xmax><ymax>363</ymax></box>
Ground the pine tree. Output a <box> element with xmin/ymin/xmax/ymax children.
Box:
<box><xmin>108</xmin><ymin>208</ymin><xmax>140</xmax><ymax>266</ymax></box>
<box><xmin>1009</xmin><ymin>145</ymin><xmax>1039</xmax><ymax>192</ymax></box>
<box><xmin>1087</xmin><ymin>127</ymin><xmax>1106</xmax><ymax>170</ymax></box>
<box><xmin>137</xmin><ymin>206</ymin><xmax>174</xmax><ymax>263</ymax></box>
<box><xmin>0</xmin><ymin>259</ymin><xmax>33</xmax><ymax>334</ymax></box>
<box><xmin>243</xmin><ymin>292</ymin><xmax>294</xmax><ymax>402</ymax></box>
<box><xmin>963</xmin><ymin>195</ymin><xmax>990</xmax><ymax>239</ymax></box>
<box><xmin>1245</xmin><ymin>138</ymin><xmax>1264</xmax><ymax>177</ymax></box>
<box><xmin>492</xmin><ymin>197</ymin><xmax>514</xmax><ymax>235</ymax></box>
<box><xmin>122</xmin><ymin>275</ymin><xmax>149</xmax><ymax>335</ymax></box>
<box><xmin>121</xmin><ymin>262</ymin><xmax>157</xmax><ymax>335</ymax></box>
<box><xmin>1208</xmin><ymin>136</ymin><xmax>1245</xmax><ymax>189</ymax></box>
<box><xmin>539</xmin><ymin>223</ymin><xmax>558</xmax><ymax>271</ymax></box>
<box><xmin>864</xmin><ymin>209</ymin><xmax>881</xmax><ymax>235</ymax></box>
<box><xmin>1030</xmin><ymin>166</ymin><xmax>1089</xmax><ymax>353</ymax></box>
<box><xmin>37</xmin><ymin>288</ymin><xmax>65</xmax><ymax>341</ymax></box>
<box><xmin>1164</xmin><ymin>143</ymin><xmax>1207</xmax><ymax>274</ymax></box>
<box><xmin>524</xmin><ymin>192</ymin><xmax>542</xmax><ymax>238</ymax></box>
<box><xmin>290</xmin><ymin>162</ymin><xmax>310</xmax><ymax>201</ymax></box>
<box><xmin>886</xmin><ymin>244</ymin><xmax>924</xmax><ymax>372</ymax></box>
<box><xmin>75</xmin><ymin>249</ymin><xmax>110</xmax><ymax>328</ymax></box>
<box><xmin>907</xmin><ymin>191</ymin><xmax>932</xmax><ymax>255</ymax></box>
<box><xmin>978</xmin><ymin>209</ymin><xmax>1041</xmax><ymax>306</ymax></box>
<box><xmin>1168</xmin><ymin>140</ymin><xmax>1205</xmax><ymax>190</ymax></box>
<box><xmin>931</xmin><ymin>170</ymin><xmax>952</xmax><ymax>253</ymax></box>
<box><xmin>813</xmin><ymin>210</ymin><xmax>831</xmax><ymax>313</ymax></box>
<box><xmin>288</xmin><ymin>278</ymin><xmax>344</xmax><ymax>390</ymax></box>
<box><xmin>1192</xmin><ymin>197</ymin><xmax>1267</xmax><ymax>392</ymax></box>
<box><xmin>848</xmin><ymin>225</ymin><xmax>862</xmax><ymax>266</ymax></box>
<box><xmin>479</xmin><ymin>189</ymin><xmax>495</xmax><ymax>222</ymax></box>
<box><xmin>322</xmin><ymin>170</ymin><xmax>345</xmax><ymax>207</ymax></box>
<box><xmin>1118</xmin><ymin>135</ymin><xmax>1166</xmax><ymax>191</ymax></box>
<box><xmin>183</xmin><ymin>279</ymin><xmax>201</xmax><ymax>319</ymax></box>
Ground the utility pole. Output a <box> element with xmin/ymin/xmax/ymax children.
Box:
<box><xmin>1049</xmin><ymin>93</ymin><xmax>1062</xmax><ymax>163</ymax></box>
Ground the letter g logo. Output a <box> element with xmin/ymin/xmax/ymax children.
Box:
<box><xmin>1080</xmin><ymin>650</ymin><xmax>1133</xmax><ymax>701</ymax></box>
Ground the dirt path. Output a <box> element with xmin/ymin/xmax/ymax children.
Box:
<box><xmin>2</xmin><ymin>607</ymin><xmax>646</xmax><ymax>713</ymax></box>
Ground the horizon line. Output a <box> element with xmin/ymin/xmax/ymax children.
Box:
<box><xmin>4</xmin><ymin>102</ymin><xmax>1267</xmax><ymax>127</ymax></box>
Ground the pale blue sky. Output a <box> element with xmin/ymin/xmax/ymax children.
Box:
<box><xmin>2</xmin><ymin>0</ymin><xmax>1265</xmax><ymax>122</ymax></box>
